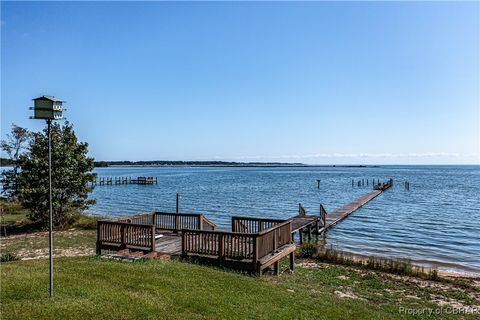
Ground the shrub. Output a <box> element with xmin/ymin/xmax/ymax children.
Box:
<box><xmin>0</xmin><ymin>252</ymin><xmax>20</xmax><ymax>262</ymax></box>
<box><xmin>297</xmin><ymin>243</ymin><xmax>318</xmax><ymax>258</ymax></box>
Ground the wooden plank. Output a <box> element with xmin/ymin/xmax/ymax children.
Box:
<box><xmin>258</xmin><ymin>244</ymin><xmax>296</xmax><ymax>273</ymax></box>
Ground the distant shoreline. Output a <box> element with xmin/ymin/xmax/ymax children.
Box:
<box><xmin>90</xmin><ymin>160</ymin><xmax>376</xmax><ymax>168</ymax></box>
<box><xmin>98</xmin><ymin>164</ymin><xmax>374</xmax><ymax>168</ymax></box>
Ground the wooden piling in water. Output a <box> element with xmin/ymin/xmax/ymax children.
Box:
<box><xmin>176</xmin><ymin>193</ymin><xmax>180</xmax><ymax>214</ymax></box>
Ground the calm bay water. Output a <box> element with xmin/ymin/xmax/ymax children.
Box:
<box><xmin>89</xmin><ymin>165</ymin><xmax>480</xmax><ymax>273</ymax></box>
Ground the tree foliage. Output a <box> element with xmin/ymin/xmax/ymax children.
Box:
<box><xmin>16</xmin><ymin>122</ymin><xmax>96</xmax><ymax>228</ymax></box>
<box><xmin>1</xmin><ymin>124</ymin><xmax>31</xmax><ymax>198</ymax></box>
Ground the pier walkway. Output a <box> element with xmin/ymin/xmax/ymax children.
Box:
<box><xmin>288</xmin><ymin>179</ymin><xmax>393</xmax><ymax>242</ymax></box>
<box><xmin>322</xmin><ymin>189</ymin><xmax>381</xmax><ymax>230</ymax></box>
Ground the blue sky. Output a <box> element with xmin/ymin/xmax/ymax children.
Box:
<box><xmin>1</xmin><ymin>1</ymin><xmax>479</xmax><ymax>164</ymax></box>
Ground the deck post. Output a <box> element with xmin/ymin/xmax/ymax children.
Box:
<box><xmin>151</xmin><ymin>225</ymin><xmax>155</xmax><ymax>252</ymax></box>
<box><xmin>218</xmin><ymin>234</ymin><xmax>225</xmax><ymax>261</ymax></box>
<box><xmin>253</xmin><ymin>235</ymin><xmax>258</xmax><ymax>262</ymax></box>
<box><xmin>181</xmin><ymin>232</ymin><xmax>186</xmax><ymax>255</ymax></box>
<box><xmin>175</xmin><ymin>215</ymin><xmax>180</xmax><ymax>233</ymax></box>
<box><xmin>151</xmin><ymin>212</ymin><xmax>156</xmax><ymax>226</ymax></box>
<box><xmin>96</xmin><ymin>221</ymin><xmax>101</xmax><ymax>255</ymax></box>
<box><xmin>308</xmin><ymin>225</ymin><xmax>312</xmax><ymax>241</ymax></box>
<box><xmin>198</xmin><ymin>215</ymin><xmax>203</xmax><ymax>230</ymax></box>
<box><xmin>274</xmin><ymin>261</ymin><xmax>279</xmax><ymax>275</ymax></box>
<box><xmin>299</xmin><ymin>229</ymin><xmax>303</xmax><ymax>245</ymax></box>
<box><xmin>121</xmin><ymin>224</ymin><xmax>126</xmax><ymax>249</ymax></box>
<box><xmin>273</xmin><ymin>229</ymin><xmax>278</xmax><ymax>252</ymax></box>
<box><xmin>289</xmin><ymin>252</ymin><xmax>295</xmax><ymax>271</ymax></box>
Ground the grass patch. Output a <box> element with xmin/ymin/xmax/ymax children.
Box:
<box><xmin>71</xmin><ymin>213</ymin><xmax>98</xmax><ymax>230</ymax></box>
<box><xmin>2</xmin><ymin>257</ymin><xmax>478</xmax><ymax>320</ymax></box>
<box><xmin>0</xmin><ymin>230</ymin><xmax>96</xmax><ymax>259</ymax></box>
<box><xmin>0</xmin><ymin>199</ymin><xmax>30</xmax><ymax>226</ymax></box>
<box><xmin>1</xmin><ymin>199</ymin><xmax>98</xmax><ymax>237</ymax></box>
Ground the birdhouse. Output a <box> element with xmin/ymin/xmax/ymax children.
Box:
<box><xmin>32</xmin><ymin>96</ymin><xmax>64</xmax><ymax>120</ymax></box>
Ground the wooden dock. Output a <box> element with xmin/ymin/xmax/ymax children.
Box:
<box><xmin>92</xmin><ymin>176</ymin><xmax>158</xmax><ymax>186</ymax></box>
<box><xmin>288</xmin><ymin>179</ymin><xmax>393</xmax><ymax>242</ymax></box>
<box><xmin>96</xmin><ymin>180</ymin><xmax>392</xmax><ymax>273</ymax></box>
<box><xmin>321</xmin><ymin>189</ymin><xmax>381</xmax><ymax>230</ymax></box>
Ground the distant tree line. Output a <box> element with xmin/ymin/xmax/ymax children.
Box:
<box><xmin>0</xmin><ymin>158</ymin><xmax>15</xmax><ymax>166</ymax></box>
<box><xmin>93</xmin><ymin>160</ymin><xmax>306</xmax><ymax>167</ymax></box>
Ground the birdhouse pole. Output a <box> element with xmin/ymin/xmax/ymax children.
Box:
<box><xmin>47</xmin><ymin>118</ymin><xmax>53</xmax><ymax>297</ymax></box>
<box><xmin>31</xmin><ymin>96</ymin><xmax>65</xmax><ymax>298</ymax></box>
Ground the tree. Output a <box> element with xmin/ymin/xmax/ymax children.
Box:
<box><xmin>16</xmin><ymin>122</ymin><xmax>96</xmax><ymax>228</ymax></box>
<box><xmin>1</xmin><ymin>124</ymin><xmax>31</xmax><ymax>198</ymax></box>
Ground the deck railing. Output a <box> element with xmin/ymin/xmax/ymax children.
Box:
<box><xmin>231</xmin><ymin>216</ymin><xmax>286</xmax><ymax>233</ymax></box>
<box><xmin>153</xmin><ymin>212</ymin><xmax>217</xmax><ymax>231</ymax></box>
<box><xmin>118</xmin><ymin>212</ymin><xmax>155</xmax><ymax>225</ymax></box>
<box><xmin>116</xmin><ymin>211</ymin><xmax>217</xmax><ymax>232</ymax></box>
<box><xmin>96</xmin><ymin>211</ymin><xmax>216</xmax><ymax>254</ymax></box>
<box><xmin>255</xmin><ymin>221</ymin><xmax>292</xmax><ymax>260</ymax></box>
<box><xmin>182</xmin><ymin>220</ymin><xmax>292</xmax><ymax>264</ymax></box>
<box><xmin>97</xmin><ymin>220</ymin><xmax>155</xmax><ymax>253</ymax></box>
<box><xmin>320</xmin><ymin>204</ymin><xmax>327</xmax><ymax>227</ymax></box>
<box><xmin>202</xmin><ymin>216</ymin><xmax>216</xmax><ymax>231</ymax></box>
<box><xmin>181</xmin><ymin>230</ymin><xmax>256</xmax><ymax>260</ymax></box>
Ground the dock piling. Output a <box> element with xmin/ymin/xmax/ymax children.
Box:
<box><xmin>176</xmin><ymin>193</ymin><xmax>180</xmax><ymax>214</ymax></box>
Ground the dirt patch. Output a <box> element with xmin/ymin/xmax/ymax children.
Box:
<box><xmin>19</xmin><ymin>247</ymin><xmax>95</xmax><ymax>260</ymax></box>
<box><xmin>334</xmin><ymin>290</ymin><xmax>365</xmax><ymax>300</ymax></box>
<box><xmin>1</xmin><ymin>229</ymin><xmax>95</xmax><ymax>260</ymax></box>
<box><xmin>296</xmin><ymin>261</ymin><xmax>322</xmax><ymax>269</ymax></box>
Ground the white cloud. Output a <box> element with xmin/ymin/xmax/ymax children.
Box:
<box><xmin>204</xmin><ymin>152</ymin><xmax>480</xmax><ymax>164</ymax></box>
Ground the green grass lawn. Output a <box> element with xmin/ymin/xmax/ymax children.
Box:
<box><xmin>1</xmin><ymin>257</ymin><xmax>478</xmax><ymax>320</ymax></box>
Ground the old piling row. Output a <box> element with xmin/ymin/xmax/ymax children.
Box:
<box><xmin>351</xmin><ymin>178</ymin><xmax>381</xmax><ymax>187</ymax></box>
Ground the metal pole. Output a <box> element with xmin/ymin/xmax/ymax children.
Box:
<box><xmin>47</xmin><ymin>119</ymin><xmax>53</xmax><ymax>297</ymax></box>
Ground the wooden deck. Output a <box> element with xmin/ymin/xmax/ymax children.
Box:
<box><xmin>97</xmin><ymin>213</ymin><xmax>295</xmax><ymax>274</ymax></box>
<box><xmin>154</xmin><ymin>232</ymin><xmax>182</xmax><ymax>255</ymax></box>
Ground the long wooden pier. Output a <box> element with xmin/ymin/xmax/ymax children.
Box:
<box><xmin>288</xmin><ymin>179</ymin><xmax>393</xmax><ymax>242</ymax></box>
<box><xmin>322</xmin><ymin>189</ymin><xmax>381</xmax><ymax>230</ymax></box>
